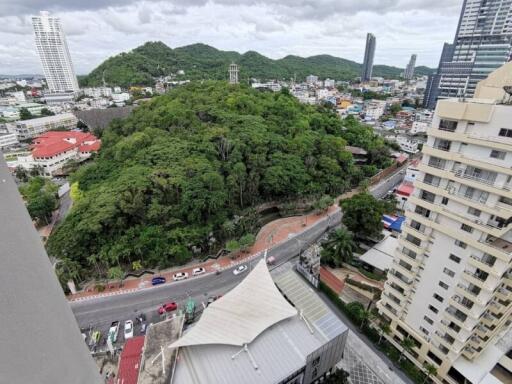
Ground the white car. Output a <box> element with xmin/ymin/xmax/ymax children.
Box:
<box><xmin>124</xmin><ymin>320</ymin><xmax>134</xmax><ymax>339</ymax></box>
<box><xmin>192</xmin><ymin>267</ymin><xmax>206</xmax><ymax>276</ymax></box>
<box><xmin>173</xmin><ymin>272</ymin><xmax>189</xmax><ymax>281</ymax></box>
<box><xmin>233</xmin><ymin>265</ymin><xmax>248</xmax><ymax>275</ymax></box>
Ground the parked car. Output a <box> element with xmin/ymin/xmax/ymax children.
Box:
<box><xmin>108</xmin><ymin>321</ymin><xmax>120</xmax><ymax>343</ymax></box>
<box><xmin>158</xmin><ymin>302</ymin><xmax>178</xmax><ymax>315</ymax></box>
<box><xmin>124</xmin><ymin>320</ymin><xmax>134</xmax><ymax>339</ymax></box>
<box><xmin>192</xmin><ymin>267</ymin><xmax>206</xmax><ymax>276</ymax></box>
<box><xmin>233</xmin><ymin>265</ymin><xmax>248</xmax><ymax>275</ymax></box>
<box><xmin>173</xmin><ymin>272</ymin><xmax>189</xmax><ymax>281</ymax></box>
<box><xmin>151</xmin><ymin>276</ymin><xmax>166</xmax><ymax>286</ymax></box>
<box><xmin>140</xmin><ymin>323</ymin><xmax>147</xmax><ymax>335</ymax></box>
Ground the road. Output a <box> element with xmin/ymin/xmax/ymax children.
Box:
<box><xmin>370</xmin><ymin>169</ymin><xmax>405</xmax><ymax>199</ymax></box>
<box><xmin>71</xmin><ymin>209</ymin><xmax>342</xmax><ymax>344</ymax></box>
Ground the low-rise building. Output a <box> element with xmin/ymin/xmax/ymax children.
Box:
<box><xmin>0</xmin><ymin>133</ymin><xmax>19</xmax><ymax>149</ymax></box>
<box><xmin>14</xmin><ymin>113</ymin><xmax>78</xmax><ymax>140</ymax></box>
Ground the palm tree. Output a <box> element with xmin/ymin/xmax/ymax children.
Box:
<box><xmin>378</xmin><ymin>322</ymin><xmax>391</xmax><ymax>344</ymax></box>
<box><xmin>422</xmin><ymin>363</ymin><xmax>438</xmax><ymax>384</ymax></box>
<box><xmin>359</xmin><ymin>309</ymin><xmax>375</xmax><ymax>330</ymax></box>
<box><xmin>399</xmin><ymin>337</ymin><xmax>415</xmax><ymax>362</ymax></box>
<box><xmin>324</xmin><ymin>228</ymin><xmax>355</xmax><ymax>266</ymax></box>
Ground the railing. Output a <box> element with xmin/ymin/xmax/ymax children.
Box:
<box><xmin>469</xmin><ymin>254</ymin><xmax>495</xmax><ymax>268</ymax></box>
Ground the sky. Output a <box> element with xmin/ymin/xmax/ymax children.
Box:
<box><xmin>0</xmin><ymin>0</ymin><xmax>463</xmax><ymax>75</ymax></box>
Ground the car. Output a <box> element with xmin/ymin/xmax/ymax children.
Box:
<box><xmin>233</xmin><ymin>265</ymin><xmax>248</xmax><ymax>275</ymax></box>
<box><xmin>173</xmin><ymin>272</ymin><xmax>189</xmax><ymax>281</ymax></box>
<box><xmin>140</xmin><ymin>323</ymin><xmax>147</xmax><ymax>335</ymax></box>
<box><xmin>158</xmin><ymin>302</ymin><xmax>178</xmax><ymax>315</ymax></box>
<box><xmin>108</xmin><ymin>321</ymin><xmax>120</xmax><ymax>343</ymax></box>
<box><xmin>192</xmin><ymin>267</ymin><xmax>206</xmax><ymax>276</ymax></box>
<box><xmin>124</xmin><ymin>320</ymin><xmax>134</xmax><ymax>339</ymax></box>
<box><xmin>151</xmin><ymin>276</ymin><xmax>166</xmax><ymax>286</ymax></box>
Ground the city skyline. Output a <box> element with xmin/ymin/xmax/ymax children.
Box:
<box><xmin>0</xmin><ymin>1</ymin><xmax>463</xmax><ymax>75</ymax></box>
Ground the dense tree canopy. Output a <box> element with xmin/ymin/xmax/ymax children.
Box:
<box><xmin>81</xmin><ymin>42</ymin><xmax>434</xmax><ymax>87</ymax></box>
<box><xmin>19</xmin><ymin>177</ymin><xmax>58</xmax><ymax>224</ymax></box>
<box><xmin>48</xmin><ymin>82</ymin><xmax>392</xmax><ymax>278</ymax></box>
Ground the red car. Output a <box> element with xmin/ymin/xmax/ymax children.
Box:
<box><xmin>158</xmin><ymin>302</ymin><xmax>178</xmax><ymax>315</ymax></box>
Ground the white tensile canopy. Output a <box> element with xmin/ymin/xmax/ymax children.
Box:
<box><xmin>170</xmin><ymin>260</ymin><xmax>297</xmax><ymax>348</ymax></box>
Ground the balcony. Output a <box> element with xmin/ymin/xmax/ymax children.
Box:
<box><xmin>452</xmin><ymin>166</ymin><xmax>497</xmax><ymax>187</ymax></box>
<box><xmin>463</xmin><ymin>270</ymin><xmax>496</xmax><ymax>291</ymax></box>
<box><xmin>384</xmin><ymin>281</ymin><xmax>406</xmax><ymax>297</ymax></box>
<box><xmin>456</xmin><ymin>283</ymin><xmax>487</xmax><ymax>306</ymax></box>
<box><xmin>389</xmin><ymin>269</ymin><xmax>413</xmax><ymax>285</ymax></box>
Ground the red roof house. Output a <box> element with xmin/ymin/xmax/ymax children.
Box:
<box><xmin>31</xmin><ymin>131</ymin><xmax>100</xmax><ymax>159</ymax></box>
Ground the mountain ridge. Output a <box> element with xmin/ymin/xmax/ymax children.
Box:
<box><xmin>80</xmin><ymin>41</ymin><xmax>434</xmax><ymax>87</ymax></box>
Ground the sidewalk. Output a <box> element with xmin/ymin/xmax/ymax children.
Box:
<box><xmin>68</xmin><ymin>205</ymin><xmax>339</xmax><ymax>301</ymax></box>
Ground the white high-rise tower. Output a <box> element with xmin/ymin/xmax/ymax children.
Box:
<box><xmin>32</xmin><ymin>11</ymin><xmax>79</xmax><ymax>93</ymax></box>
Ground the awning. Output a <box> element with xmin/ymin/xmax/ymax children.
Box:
<box><xmin>170</xmin><ymin>260</ymin><xmax>297</xmax><ymax>348</ymax></box>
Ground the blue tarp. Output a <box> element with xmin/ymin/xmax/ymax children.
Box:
<box><xmin>382</xmin><ymin>215</ymin><xmax>405</xmax><ymax>233</ymax></box>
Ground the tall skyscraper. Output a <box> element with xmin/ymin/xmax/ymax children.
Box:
<box><xmin>404</xmin><ymin>54</ymin><xmax>417</xmax><ymax>81</ymax></box>
<box><xmin>361</xmin><ymin>33</ymin><xmax>376</xmax><ymax>82</ymax></box>
<box><xmin>0</xmin><ymin>155</ymin><xmax>101</xmax><ymax>383</ymax></box>
<box><xmin>378</xmin><ymin>63</ymin><xmax>512</xmax><ymax>384</ymax></box>
<box><xmin>425</xmin><ymin>0</ymin><xmax>512</xmax><ymax>105</ymax></box>
<box><xmin>32</xmin><ymin>11</ymin><xmax>79</xmax><ymax>93</ymax></box>
<box><xmin>423</xmin><ymin>43</ymin><xmax>455</xmax><ymax>109</ymax></box>
<box><xmin>228</xmin><ymin>63</ymin><xmax>239</xmax><ymax>84</ymax></box>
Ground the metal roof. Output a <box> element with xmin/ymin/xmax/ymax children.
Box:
<box><xmin>170</xmin><ymin>260</ymin><xmax>297</xmax><ymax>348</ymax></box>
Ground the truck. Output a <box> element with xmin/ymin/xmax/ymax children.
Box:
<box><xmin>108</xmin><ymin>321</ymin><xmax>120</xmax><ymax>343</ymax></box>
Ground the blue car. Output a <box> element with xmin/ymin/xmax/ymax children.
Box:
<box><xmin>151</xmin><ymin>276</ymin><xmax>166</xmax><ymax>286</ymax></box>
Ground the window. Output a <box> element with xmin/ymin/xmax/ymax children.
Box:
<box><xmin>312</xmin><ymin>357</ymin><xmax>320</xmax><ymax>366</ymax></box>
<box><xmin>439</xmin><ymin>119</ymin><xmax>457</xmax><ymax>132</ymax></box>
<box><xmin>455</xmin><ymin>240</ymin><xmax>467</xmax><ymax>249</ymax></box>
<box><xmin>427</xmin><ymin>351</ymin><xmax>443</xmax><ymax>366</ymax></box>
<box><xmin>490</xmin><ymin>150</ymin><xmax>506</xmax><ymax>160</ymax></box>
<box><xmin>424</xmin><ymin>316</ymin><xmax>434</xmax><ymax>325</ymax></box>
<box><xmin>499</xmin><ymin>128</ymin><xmax>512</xmax><ymax>138</ymax></box>
<box><xmin>441</xmin><ymin>197</ymin><xmax>449</xmax><ymax>205</ymax></box>
<box><xmin>421</xmin><ymin>190</ymin><xmax>436</xmax><ymax>203</ymax></box>
<box><xmin>443</xmin><ymin>268</ymin><xmax>455</xmax><ymax>278</ymax></box>
<box><xmin>439</xmin><ymin>281</ymin><xmax>449</xmax><ymax>290</ymax></box>
<box><xmin>429</xmin><ymin>305</ymin><xmax>439</xmax><ymax>314</ymax></box>
<box><xmin>449</xmin><ymin>254</ymin><xmax>461</xmax><ymax>263</ymax></box>
<box><xmin>433</xmin><ymin>293</ymin><xmax>444</xmax><ymax>302</ymax></box>
<box><xmin>461</xmin><ymin>223</ymin><xmax>473</xmax><ymax>233</ymax></box>
<box><xmin>467</xmin><ymin>207</ymin><xmax>481</xmax><ymax>217</ymax></box>
<box><xmin>420</xmin><ymin>326</ymin><xmax>429</xmax><ymax>336</ymax></box>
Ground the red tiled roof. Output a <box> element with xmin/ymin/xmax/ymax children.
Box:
<box><xmin>117</xmin><ymin>336</ymin><xmax>145</xmax><ymax>384</ymax></box>
<box><xmin>396</xmin><ymin>182</ymin><xmax>414</xmax><ymax>197</ymax></box>
<box><xmin>31</xmin><ymin>131</ymin><xmax>100</xmax><ymax>158</ymax></box>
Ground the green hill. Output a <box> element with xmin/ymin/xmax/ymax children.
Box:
<box><xmin>80</xmin><ymin>41</ymin><xmax>433</xmax><ymax>87</ymax></box>
<box><xmin>47</xmin><ymin>82</ymin><xmax>391</xmax><ymax>281</ymax></box>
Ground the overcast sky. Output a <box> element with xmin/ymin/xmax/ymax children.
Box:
<box><xmin>0</xmin><ymin>0</ymin><xmax>463</xmax><ymax>75</ymax></box>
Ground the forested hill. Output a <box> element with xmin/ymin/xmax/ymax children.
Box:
<box><xmin>80</xmin><ymin>41</ymin><xmax>434</xmax><ymax>87</ymax></box>
<box><xmin>47</xmin><ymin>82</ymin><xmax>392</xmax><ymax>281</ymax></box>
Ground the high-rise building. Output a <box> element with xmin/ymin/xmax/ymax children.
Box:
<box><xmin>426</xmin><ymin>0</ymin><xmax>512</xmax><ymax>105</ymax></box>
<box><xmin>361</xmin><ymin>33</ymin><xmax>376</xmax><ymax>82</ymax></box>
<box><xmin>32</xmin><ymin>11</ymin><xmax>79</xmax><ymax>93</ymax></box>
<box><xmin>0</xmin><ymin>155</ymin><xmax>101</xmax><ymax>383</ymax></box>
<box><xmin>378</xmin><ymin>63</ymin><xmax>512</xmax><ymax>384</ymax></box>
<box><xmin>404</xmin><ymin>54</ymin><xmax>417</xmax><ymax>81</ymax></box>
<box><xmin>423</xmin><ymin>43</ymin><xmax>455</xmax><ymax>109</ymax></box>
<box><xmin>228</xmin><ymin>63</ymin><xmax>239</xmax><ymax>85</ymax></box>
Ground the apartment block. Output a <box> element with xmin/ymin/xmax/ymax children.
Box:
<box><xmin>14</xmin><ymin>112</ymin><xmax>78</xmax><ymax>140</ymax></box>
<box><xmin>378</xmin><ymin>63</ymin><xmax>512</xmax><ymax>384</ymax></box>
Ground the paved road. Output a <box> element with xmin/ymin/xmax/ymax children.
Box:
<box><xmin>370</xmin><ymin>169</ymin><xmax>405</xmax><ymax>199</ymax></box>
<box><xmin>55</xmin><ymin>191</ymin><xmax>72</xmax><ymax>226</ymax></box>
<box><xmin>71</xmin><ymin>209</ymin><xmax>342</xmax><ymax>338</ymax></box>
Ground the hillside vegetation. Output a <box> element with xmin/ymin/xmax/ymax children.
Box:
<box><xmin>47</xmin><ymin>82</ymin><xmax>391</xmax><ymax>281</ymax></box>
<box><xmin>80</xmin><ymin>42</ymin><xmax>433</xmax><ymax>87</ymax></box>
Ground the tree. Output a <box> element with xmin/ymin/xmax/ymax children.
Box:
<box><xmin>389</xmin><ymin>103</ymin><xmax>401</xmax><ymax>116</ymax></box>
<box><xmin>324</xmin><ymin>368</ymin><xmax>350</xmax><ymax>384</ymax></box>
<box><xmin>322</xmin><ymin>228</ymin><xmax>355</xmax><ymax>266</ymax></box>
<box><xmin>40</xmin><ymin>108</ymin><xmax>55</xmax><ymax>116</ymax></box>
<box><xmin>29</xmin><ymin>165</ymin><xmax>43</xmax><ymax>177</ymax></box>
<box><xmin>226</xmin><ymin>239</ymin><xmax>240</xmax><ymax>253</ymax></box>
<box><xmin>423</xmin><ymin>362</ymin><xmax>438</xmax><ymax>384</ymax></box>
<box><xmin>314</xmin><ymin>194</ymin><xmax>334</xmax><ymax>213</ymax></box>
<box><xmin>19</xmin><ymin>177</ymin><xmax>58</xmax><ymax>225</ymax></box>
<box><xmin>132</xmin><ymin>260</ymin><xmax>143</xmax><ymax>271</ymax></box>
<box><xmin>14</xmin><ymin>166</ymin><xmax>28</xmax><ymax>182</ymax></box>
<box><xmin>341</xmin><ymin>193</ymin><xmax>387</xmax><ymax>239</ymax></box>
<box><xmin>378</xmin><ymin>322</ymin><xmax>391</xmax><ymax>344</ymax></box>
<box><xmin>107</xmin><ymin>266</ymin><xmax>124</xmax><ymax>287</ymax></box>
<box><xmin>19</xmin><ymin>107</ymin><xmax>33</xmax><ymax>120</ymax></box>
<box><xmin>399</xmin><ymin>337</ymin><xmax>415</xmax><ymax>362</ymax></box>
<box><xmin>239</xmin><ymin>233</ymin><xmax>256</xmax><ymax>252</ymax></box>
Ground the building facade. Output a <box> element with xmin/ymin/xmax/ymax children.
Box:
<box><xmin>424</xmin><ymin>43</ymin><xmax>456</xmax><ymax>109</ymax></box>
<box><xmin>405</xmin><ymin>54</ymin><xmax>417</xmax><ymax>81</ymax></box>
<box><xmin>378</xmin><ymin>63</ymin><xmax>512</xmax><ymax>384</ymax></box>
<box><xmin>361</xmin><ymin>33</ymin><xmax>376</xmax><ymax>82</ymax></box>
<box><xmin>14</xmin><ymin>112</ymin><xmax>78</xmax><ymax>140</ymax></box>
<box><xmin>32</xmin><ymin>11</ymin><xmax>79</xmax><ymax>93</ymax></box>
<box><xmin>427</xmin><ymin>0</ymin><xmax>512</xmax><ymax>104</ymax></box>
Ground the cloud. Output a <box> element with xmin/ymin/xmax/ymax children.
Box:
<box><xmin>0</xmin><ymin>0</ymin><xmax>463</xmax><ymax>74</ymax></box>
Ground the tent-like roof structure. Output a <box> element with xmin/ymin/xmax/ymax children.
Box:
<box><xmin>170</xmin><ymin>260</ymin><xmax>297</xmax><ymax>348</ymax></box>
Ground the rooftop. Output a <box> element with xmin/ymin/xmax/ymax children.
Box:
<box><xmin>31</xmin><ymin>131</ymin><xmax>100</xmax><ymax>158</ymax></box>
<box><xmin>359</xmin><ymin>234</ymin><xmax>398</xmax><ymax>272</ymax></box>
<box><xmin>117</xmin><ymin>336</ymin><xmax>145</xmax><ymax>384</ymax></box>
